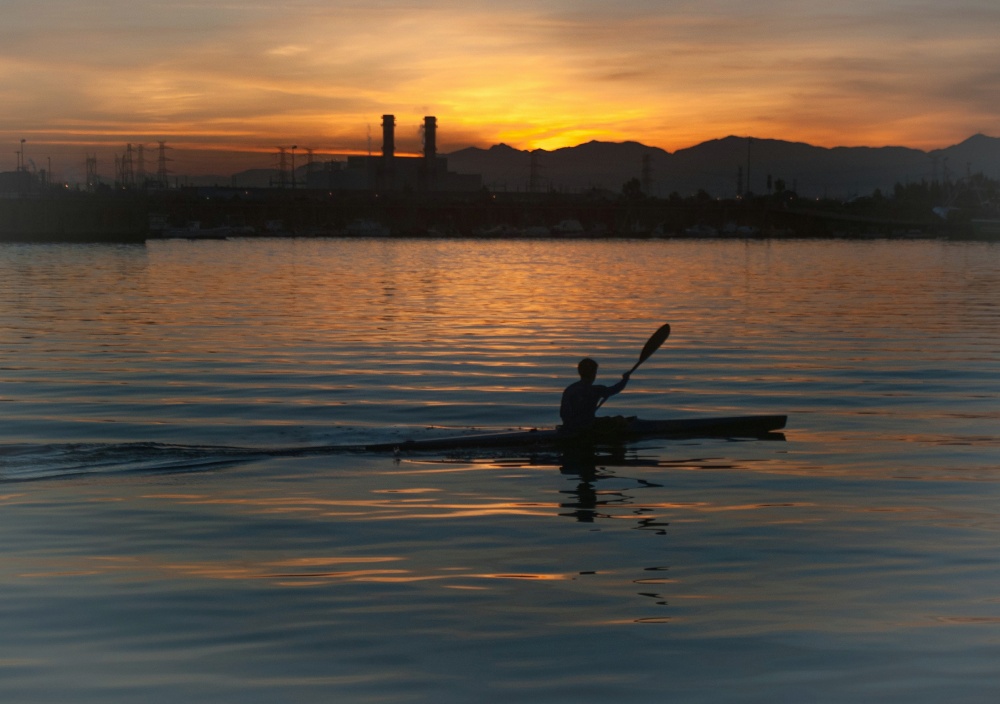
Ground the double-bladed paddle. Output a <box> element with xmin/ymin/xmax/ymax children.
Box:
<box><xmin>596</xmin><ymin>323</ymin><xmax>670</xmax><ymax>408</ymax></box>
<box><xmin>626</xmin><ymin>322</ymin><xmax>671</xmax><ymax>376</ymax></box>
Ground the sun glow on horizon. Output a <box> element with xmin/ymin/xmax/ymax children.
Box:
<box><xmin>2</xmin><ymin>1</ymin><xmax>998</xmax><ymax>176</ymax></box>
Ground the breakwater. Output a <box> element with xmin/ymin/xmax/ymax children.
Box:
<box><xmin>2</xmin><ymin>188</ymin><xmax>987</xmax><ymax>241</ymax></box>
<box><xmin>147</xmin><ymin>188</ymin><xmax>958</xmax><ymax>238</ymax></box>
<box><xmin>0</xmin><ymin>195</ymin><xmax>149</xmax><ymax>243</ymax></box>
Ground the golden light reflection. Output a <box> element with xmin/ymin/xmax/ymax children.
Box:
<box><xmin>141</xmin><ymin>491</ymin><xmax>557</xmax><ymax>521</ymax></box>
<box><xmin>19</xmin><ymin>556</ymin><xmax>405</xmax><ymax>584</ymax></box>
<box><xmin>17</xmin><ymin>553</ymin><xmax>576</xmax><ymax>588</ymax></box>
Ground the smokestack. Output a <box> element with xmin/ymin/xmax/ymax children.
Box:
<box><xmin>423</xmin><ymin>116</ymin><xmax>437</xmax><ymax>161</ymax></box>
<box><xmin>381</xmin><ymin>114</ymin><xmax>395</xmax><ymax>160</ymax></box>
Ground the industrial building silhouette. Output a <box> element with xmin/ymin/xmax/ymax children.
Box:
<box><xmin>305</xmin><ymin>115</ymin><xmax>482</xmax><ymax>192</ymax></box>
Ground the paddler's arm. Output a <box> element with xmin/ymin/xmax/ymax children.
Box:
<box><xmin>602</xmin><ymin>371</ymin><xmax>631</xmax><ymax>399</ymax></box>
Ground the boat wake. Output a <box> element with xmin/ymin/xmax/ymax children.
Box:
<box><xmin>0</xmin><ymin>432</ymin><xmax>488</xmax><ymax>483</ymax></box>
<box><xmin>0</xmin><ymin>417</ymin><xmax>787</xmax><ymax>483</ymax></box>
<box><xmin>0</xmin><ymin>441</ymin><xmax>270</xmax><ymax>483</ymax></box>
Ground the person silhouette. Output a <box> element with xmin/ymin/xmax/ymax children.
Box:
<box><xmin>559</xmin><ymin>357</ymin><xmax>630</xmax><ymax>432</ymax></box>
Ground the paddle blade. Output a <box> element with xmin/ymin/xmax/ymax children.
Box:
<box><xmin>636</xmin><ymin>323</ymin><xmax>671</xmax><ymax>367</ymax></box>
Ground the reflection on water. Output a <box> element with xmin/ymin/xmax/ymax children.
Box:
<box><xmin>557</xmin><ymin>448</ymin><xmax>666</xmax><ymax>524</ymax></box>
<box><xmin>1</xmin><ymin>238</ymin><xmax>999</xmax><ymax>702</ymax></box>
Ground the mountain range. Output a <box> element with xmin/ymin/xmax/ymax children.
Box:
<box><xmin>443</xmin><ymin>134</ymin><xmax>1000</xmax><ymax>200</ymax></box>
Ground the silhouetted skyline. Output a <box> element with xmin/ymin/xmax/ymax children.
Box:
<box><xmin>3</xmin><ymin>1</ymin><xmax>999</xmax><ymax>180</ymax></box>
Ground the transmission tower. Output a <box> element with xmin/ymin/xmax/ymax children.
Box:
<box><xmin>137</xmin><ymin>144</ymin><xmax>146</xmax><ymax>185</ymax></box>
<box><xmin>276</xmin><ymin>147</ymin><xmax>289</xmax><ymax>188</ymax></box>
<box><xmin>156</xmin><ymin>141</ymin><xmax>171</xmax><ymax>188</ymax></box>
<box><xmin>641</xmin><ymin>153</ymin><xmax>653</xmax><ymax>195</ymax></box>
<box><xmin>116</xmin><ymin>144</ymin><xmax>136</xmax><ymax>189</ymax></box>
<box><xmin>85</xmin><ymin>154</ymin><xmax>98</xmax><ymax>192</ymax></box>
<box><xmin>275</xmin><ymin>146</ymin><xmax>299</xmax><ymax>188</ymax></box>
<box><xmin>528</xmin><ymin>152</ymin><xmax>542</xmax><ymax>193</ymax></box>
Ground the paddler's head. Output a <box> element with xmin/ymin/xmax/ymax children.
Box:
<box><xmin>577</xmin><ymin>357</ymin><xmax>598</xmax><ymax>383</ymax></box>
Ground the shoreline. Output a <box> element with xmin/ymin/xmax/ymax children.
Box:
<box><xmin>1</xmin><ymin>188</ymin><xmax>995</xmax><ymax>242</ymax></box>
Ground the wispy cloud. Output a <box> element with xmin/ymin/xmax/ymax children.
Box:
<box><xmin>1</xmin><ymin>0</ymin><xmax>997</xmax><ymax>174</ymax></box>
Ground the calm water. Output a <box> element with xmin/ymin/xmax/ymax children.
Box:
<box><xmin>1</xmin><ymin>238</ymin><xmax>998</xmax><ymax>702</ymax></box>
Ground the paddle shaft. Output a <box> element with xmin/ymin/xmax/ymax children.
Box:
<box><xmin>596</xmin><ymin>323</ymin><xmax>670</xmax><ymax>409</ymax></box>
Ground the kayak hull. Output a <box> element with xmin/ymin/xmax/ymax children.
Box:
<box><xmin>364</xmin><ymin>415</ymin><xmax>787</xmax><ymax>452</ymax></box>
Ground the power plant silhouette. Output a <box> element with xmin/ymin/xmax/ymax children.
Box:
<box><xmin>302</xmin><ymin>115</ymin><xmax>481</xmax><ymax>192</ymax></box>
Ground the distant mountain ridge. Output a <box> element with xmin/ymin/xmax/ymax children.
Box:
<box><xmin>445</xmin><ymin>134</ymin><xmax>1000</xmax><ymax>199</ymax></box>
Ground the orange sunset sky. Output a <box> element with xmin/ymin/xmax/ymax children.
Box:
<box><xmin>2</xmin><ymin>0</ymin><xmax>999</xmax><ymax>180</ymax></box>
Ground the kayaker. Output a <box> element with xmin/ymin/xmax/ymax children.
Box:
<box><xmin>560</xmin><ymin>357</ymin><xmax>630</xmax><ymax>431</ymax></box>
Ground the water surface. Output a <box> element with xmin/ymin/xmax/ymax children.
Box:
<box><xmin>1</xmin><ymin>238</ymin><xmax>998</xmax><ymax>702</ymax></box>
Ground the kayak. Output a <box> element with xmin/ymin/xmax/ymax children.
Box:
<box><xmin>363</xmin><ymin>415</ymin><xmax>787</xmax><ymax>452</ymax></box>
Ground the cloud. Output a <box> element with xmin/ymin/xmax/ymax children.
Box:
<box><xmin>1</xmin><ymin>0</ymin><xmax>998</xmax><ymax>174</ymax></box>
